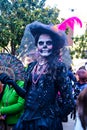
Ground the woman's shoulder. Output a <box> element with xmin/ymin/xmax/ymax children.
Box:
<box><xmin>81</xmin><ymin>83</ymin><xmax>87</xmax><ymax>90</ymax></box>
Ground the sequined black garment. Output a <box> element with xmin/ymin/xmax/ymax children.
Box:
<box><xmin>13</xmin><ymin>61</ymin><xmax>75</xmax><ymax>130</ymax></box>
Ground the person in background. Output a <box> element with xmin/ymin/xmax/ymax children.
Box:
<box><xmin>74</xmin><ymin>87</ymin><xmax>87</xmax><ymax>130</ymax></box>
<box><xmin>78</xmin><ymin>66</ymin><xmax>86</xmax><ymax>70</ymax></box>
<box><xmin>0</xmin><ymin>80</ymin><xmax>25</xmax><ymax>130</ymax></box>
<box><xmin>0</xmin><ymin>21</ymin><xmax>74</xmax><ymax>130</ymax></box>
<box><xmin>72</xmin><ymin>68</ymin><xmax>87</xmax><ymax>120</ymax></box>
<box><xmin>85</xmin><ymin>62</ymin><xmax>87</xmax><ymax>70</ymax></box>
<box><xmin>74</xmin><ymin>68</ymin><xmax>87</xmax><ymax>99</ymax></box>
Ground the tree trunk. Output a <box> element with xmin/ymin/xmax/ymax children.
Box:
<box><xmin>11</xmin><ymin>42</ymin><xmax>16</xmax><ymax>55</ymax></box>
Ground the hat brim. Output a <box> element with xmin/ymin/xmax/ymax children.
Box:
<box><xmin>28</xmin><ymin>21</ymin><xmax>64</xmax><ymax>43</ymax></box>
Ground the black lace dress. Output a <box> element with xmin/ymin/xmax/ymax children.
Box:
<box><xmin>13</xmin><ymin>62</ymin><xmax>75</xmax><ymax>130</ymax></box>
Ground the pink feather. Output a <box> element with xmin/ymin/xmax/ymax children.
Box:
<box><xmin>58</xmin><ymin>16</ymin><xmax>82</xmax><ymax>31</ymax></box>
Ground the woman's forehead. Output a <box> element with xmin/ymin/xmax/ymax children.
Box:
<box><xmin>38</xmin><ymin>34</ymin><xmax>52</xmax><ymax>40</ymax></box>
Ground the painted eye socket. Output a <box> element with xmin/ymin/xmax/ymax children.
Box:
<box><xmin>38</xmin><ymin>41</ymin><xmax>44</xmax><ymax>45</ymax></box>
<box><xmin>38</xmin><ymin>41</ymin><xmax>53</xmax><ymax>46</ymax></box>
<box><xmin>46</xmin><ymin>41</ymin><xmax>53</xmax><ymax>45</ymax></box>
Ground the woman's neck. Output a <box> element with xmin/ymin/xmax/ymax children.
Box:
<box><xmin>38</xmin><ymin>57</ymin><xmax>48</xmax><ymax>66</ymax></box>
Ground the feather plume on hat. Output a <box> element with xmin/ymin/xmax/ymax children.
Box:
<box><xmin>51</xmin><ymin>16</ymin><xmax>82</xmax><ymax>68</ymax></box>
<box><xmin>58</xmin><ymin>16</ymin><xmax>82</xmax><ymax>30</ymax></box>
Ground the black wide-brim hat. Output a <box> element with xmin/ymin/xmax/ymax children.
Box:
<box><xmin>26</xmin><ymin>21</ymin><xmax>67</xmax><ymax>49</ymax></box>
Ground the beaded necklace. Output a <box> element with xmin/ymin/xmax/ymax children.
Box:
<box><xmin>32</xmin><ymin>63</ymin><xmax>48</xmax><ymax>84</ymax></box>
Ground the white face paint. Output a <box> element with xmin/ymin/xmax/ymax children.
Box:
<box><xmin>37</xmin><ymin>34</ymin><xmax>53</xmax><ymax>57</ymax></box>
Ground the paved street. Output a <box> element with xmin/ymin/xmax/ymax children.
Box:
<box><xmin>63</xmin><ymin>115</ymin><xmax>75</xmax><ymax>130</ymax></box>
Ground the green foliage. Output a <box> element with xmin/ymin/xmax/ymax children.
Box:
<box><xmin>0</xmin><ymin>0</ymin><xmax>60</xmax><ymax>54</ymax></box>
<box><xmin>70</xmin><ymin>33</ymin><xmax>87</xmax><ymax>59</ymax></box>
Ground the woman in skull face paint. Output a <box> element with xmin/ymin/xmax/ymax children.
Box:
<box><xmin>0</xmin><ymin>21</ymin><xmax>75</xmax><ymax>130</ymax></box>
<box><xmin>36</xmin><ymin>34</ymin><xmax>53</xmax><ymax>57</ymax></box>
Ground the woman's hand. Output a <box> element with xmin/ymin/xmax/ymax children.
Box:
<box><xmin>0</xmin><ymin>73</ymin><xmax>14</xmax><ymax>85</ymax></box>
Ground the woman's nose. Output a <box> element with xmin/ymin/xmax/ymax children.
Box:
<box><xmin>43</xmin><ymin>42</ymin><xmax>47</xmax><ymax>48</ymax></box>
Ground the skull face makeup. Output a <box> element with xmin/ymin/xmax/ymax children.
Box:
<box><xmin>37</xmin><ymin>34</ymin><xmax>53</xmax><ymax>57</ymax></box>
